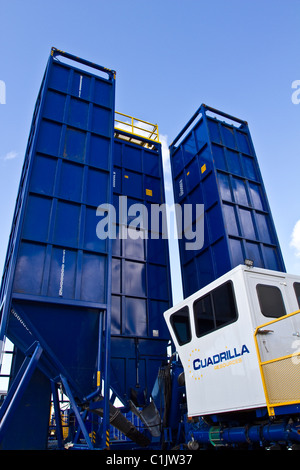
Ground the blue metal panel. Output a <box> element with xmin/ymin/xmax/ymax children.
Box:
<box><xmin>110</xmin><ymin>132</ymin><xmax>172</xmax><ymax>406</ymax></box>
<box><xmin>0</xmin><ymin>48</ymin><xmax>116</xmax><ymax>401</ymax></box>
<box><xmin>0</xmin><ymin>349</ymin><xmax>51</xmax><ymax>450</ymax></box>
<box><xmin>170</xmin><ymin>104</ymin><xmax>285</xmax><ymax>298</ymax></box>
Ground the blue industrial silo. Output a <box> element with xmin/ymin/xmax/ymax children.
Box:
<box><xmin>0</xmin><ymin>48</ymin><xmax>172</xmax><ymax>449</ymax></box>
<box><xmin>169</xmin><ymin>104</ymin><xmax>285</xmax><ymax>298</ymax></box>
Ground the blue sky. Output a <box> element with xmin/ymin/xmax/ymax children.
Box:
<box><xmin>0</xmin><ymin>0</ymin><xmax>299</xmax><ymax>304</ymax></box>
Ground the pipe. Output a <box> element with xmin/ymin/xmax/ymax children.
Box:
<box><xmin>88</xmin><ymin>397</ymin><xmax>150</xmax><ymax>448</ymax></box>
<box><xmin>189</xmin><ymin>419</ymin><xmax>300</xmax><ymax>448</ymax></box>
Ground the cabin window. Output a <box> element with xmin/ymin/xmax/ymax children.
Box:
<box><xmin>170</xmin><ymin>306</ymin><xmax>191</xmax><ymax>345</ymax></box>
<box><xmin>293</xmin><ymin>282</ymin><xmax>300</xmax><ymax>309</ymax></box>
<box><xmin>256</xmin><ymin>284</ymin><xmax>286</xmax><ymax>318</ymax></box>
<box><xmin>193</xmin><ymin>294</ymin><xmax>215</xmax><ymax>337</ymax></box>
<box><xmin>193</xmin><ymin>281</ymin><xmax>237</xmax><ymax>337</ymax></box>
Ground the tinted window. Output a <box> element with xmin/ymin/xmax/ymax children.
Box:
<box><xmin>170</xmin><ymin>307</ymin><xmax>191</xmax><ymax>346</ymax></box>
<box><xmin>294</xmin><ymin>282</ymin><xmax>300</xmax><ymax>309</ymax></box>
<box><xmin>256</xmin><ymin>284</ymin><xmax>286</xmax><ymax>318</ymax></box>
<box><xmin>193</xmin><ymin>281</ymin><xmax>237</xmax><ymax>337</ymax></box>
<box><xmin>212</xmin><ymin>282</ymin><xmax>237</xmax><ymax>328</ymax></box>
<box><xmin>194</xmin><ymin>294</ymin><xmax>215</xmax><ymax>337</ymax></box>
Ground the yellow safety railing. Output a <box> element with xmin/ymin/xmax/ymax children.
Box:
<box><xmin>254</xmin><ymin>309</ymin><xmax>300</xmax><ymax>416</ymax></box>
<box><xmin>114</xmin><ymin>111</ymin><xmax>160</xmax><ymax>145</ymax></box>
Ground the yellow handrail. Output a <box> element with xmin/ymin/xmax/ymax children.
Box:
<box><xmin>254</xmin><ymin>309</ymin><xmax>300</xmax><ymax>416</ymax></box>
<box><xmin>115</xmin><ymin>111</ymin><xmax>160</xmax><ymax>143</ymax></box>
<box><xmin>254</xmin><ymin>309</ymin><xmax>300</xmax><ymax>333</ymax></box>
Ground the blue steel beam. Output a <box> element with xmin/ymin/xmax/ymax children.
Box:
<box><xmin>60</xmin><ymin>375</ymin><xmax>94</xmax><ymax>450</ymax></box>
<box><xmin>50</xmin><ymin>380</ymin><xmax>64</xmax><ymax>450</ymax></box>
<box><xmin>0</xmin><ymin>342</ymin><xmax>43</xmax><ymax>442</ymax></box>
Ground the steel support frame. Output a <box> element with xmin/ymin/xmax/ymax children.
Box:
<box><xmin>60</xmin><ymin>375</ymin><xmax>94</xmax><ymax>449</ymax></box>
<box><xmin>50</xmin><ymin>380</ymin><xmax>64</xmax><ymax>449</ymax></box>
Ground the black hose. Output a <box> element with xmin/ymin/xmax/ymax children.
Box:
<box><xmin>88</xmin><ymin>397</ymin><xmax>150</xmax><ymax>448</ymax></box>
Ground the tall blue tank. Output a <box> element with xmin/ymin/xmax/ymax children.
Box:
<box><xmin>110</xmin><ymin>123</ymin><xmax>172</xmax><ymax>406</ymax></box>
<box><xmin>0</xmin><ymin>49</ymin><xmax>172</xmax><ymax>449</ymax></box>
<box><xmin>0</xmin><ymin>48</ymin><xmax>116</xmax><ymax>400</ymax></box>
<box><xmin>169</xmin><ymin>104</ymin><xmax>285</xmax><ymax>298</ymax></box>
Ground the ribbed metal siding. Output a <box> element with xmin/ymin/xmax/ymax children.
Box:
<box><xmin>12</xmin><ymin>62</ymin><xmax>114</xmax><ymax>305</ymax></box>
<box><xmin>109</xmin><ymin>133</ymin><xmax>172</xmax><ymax>405</ymax></box>
<box><xmin>0</xmin><ymin>50</ymin><xmax>116</xmax><ymax>399</ymax></box>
